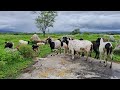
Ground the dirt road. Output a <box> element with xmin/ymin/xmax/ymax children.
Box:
<box><xmin>18</xmin><ymin>54</ymin><xmax>120</xmax><ymax>79</ymax></box>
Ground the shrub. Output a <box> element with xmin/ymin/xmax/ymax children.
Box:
<box><xmin>113</xmin><ymin>49</ymin><xmax>120</xmax><ymax>55</ymax></box>
<box><xmin>0</xmin><ymin>61</ymin><xmax>6</xmax><ymax>69</ymax></box>
<box><xmin>18</xmin><ymin>45</ymin><xmax>38</xmax><ymax>58</ymax></box>
<box><xmin>83</xmin><ymin>32</ymin><xmax>90</xmax><ymax>35</ymax></box>
<box><xmin>70</xmin><ymin>29</ymin><xmax>80</xmax><ymax>35</ymax></box>
<box><xmin>0</xmin><ymin>50</ymin><xmax>24</xmax><ymax>64</ymax></box>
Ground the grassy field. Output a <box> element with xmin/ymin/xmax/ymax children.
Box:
<box><xmin>0</xmin><ymin>33</ymin><xmax>120</xmax><ymax>79</ymax></box>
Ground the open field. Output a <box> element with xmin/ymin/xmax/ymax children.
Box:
<box><xmin>0</xmin><ymin>33</ymin><xmax>120</xmax><ymax>79</ymax></box>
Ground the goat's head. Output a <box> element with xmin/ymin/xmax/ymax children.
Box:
<box><xmin>96</xmin><ymin>38</ymin><xmax>101</xmax><ymax>43</ymax></box>
<box><xmin>46</xmin><ymin>37</ymin><xmax>52</xmax><ymax>44</ymax></box>
<box><xmin>62</xmin><ymin>37</ymin><xmax>69</xmax><ymax>45</ymax></box>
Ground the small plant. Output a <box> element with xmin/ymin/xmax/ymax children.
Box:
<box><xmin>18</xmin><ymin>45</ymin><xmax>38</xmax><ymax>58</ymax></box>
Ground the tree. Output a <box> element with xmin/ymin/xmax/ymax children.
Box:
<box><xmin>35</xmin><ymin>11</ymin><xmax>57</xmax><ymax>37</ymax></box>
<box><xmin>70</xmin><ymin>28</ymin><xmax>80</xmax><ymax>35</ymax></box>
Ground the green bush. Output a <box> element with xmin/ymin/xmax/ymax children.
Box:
<box><xmin>113</xmin><ymin>49</ymin><xmax>120</xmax><ymax>55</ymax></box>
<box><xmin>18</xmin><ymin>45</ymin><xmax>38</xmax><ymax>58</ymax></box>
<box><xmin>83</xmin><ymin>32</ymin><xmax>90</xmax><ymax>35</ymax></box>
<box><xmin>0</xmin><ymin>50</ymin><xmax>23</xmax><ymax>64</ymax></box>
<box><xmin>0</xmin><ymin>61</ymin><xmax>6</xmax><ymax>69</ymax></box>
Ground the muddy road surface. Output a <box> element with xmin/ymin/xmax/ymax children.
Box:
<box><xmin>18</xmin><ymin>54</ymin><xmax>120</xmax><ymax>79</ymax></box>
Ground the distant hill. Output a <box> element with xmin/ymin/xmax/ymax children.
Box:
<box><xmin>51</xmin><ymin>31</ymin><xmax>120</xmax><ymax>35</ymax></box>
<box><xmin>0</xmin><ymin>29</ymin><xmax>17</xmax><ymax>33</ymax></box>
<box><xmin>90</xmin><ymin>31</ymin><xmax>120</xmax><ymax>34</ymax></box>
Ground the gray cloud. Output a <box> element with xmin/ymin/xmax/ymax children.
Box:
<box><xmin>52</xmin><ymin>11</ymin><xmax>120</xmax><ymax>32</ymax></box>
<box><xmin>0</xmin><ymin>11</ymin><xmax>120</xmax><ymax>33</ymax></box>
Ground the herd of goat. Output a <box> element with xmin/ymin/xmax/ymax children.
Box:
<box><xmin>4</xmin><ymin>35</ymin><xmax>114</xmax><ymax>68</ymax></box>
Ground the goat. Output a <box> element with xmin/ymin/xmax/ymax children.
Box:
<box><xmin>98</xmin><ymin>38</ymin><xmax>113</xmax><ymax>68</ymax></box>
<box><xmin>19</xmin><ymin>40</ymin><xmax>30</xmax><ymax>45</ymax></box>
<box><xmin>46</xmin><ymin>37</ymin><xmax>62</xmax><ymax>54</ymax></box>
<box><xmin>36</xmin><ymin>42</ymin><xmax>45</xmax><ymax>46</ymax></box>
<box><xmin>62</xmin><ymin>37</ymin><xmax>93</xmax><ymax>60</ymax></box>
<box><xmin>70</xmin><ymin>40</ymin><xmax>93</xmax><ymax>60</ymax></box>
<box><xmin>32</xmin><ymin>45</ymin><xmax>39</xmax><ymax>52</ymax></box>
<box><xmin>4</xmin><ymin>42</ymin><xmax>14</xmax><ymax>49</ymax></box>
<box><xmin>91</xmin><ymin>38</ymin><xmax>110</xmax><ymax>60</ymax></box>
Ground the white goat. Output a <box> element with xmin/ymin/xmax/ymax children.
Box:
<box><xmin>19</xmin><ymin>40</ymin><xmax>29</xmax><ymax>45</ymax></box>
<box><xmin>37</xmin><ymin>42</ymin><xmax>45</xmax><ymax>46</ymax></box>
<box><xmin>99</xmin><ymin>38</ymin><xmax>113</xmax><ymax>68</ymax></box>
<box><xmin>68</xmin><ymin>39</ymin><xmax>93</xmax><ymax>60</ymax></box>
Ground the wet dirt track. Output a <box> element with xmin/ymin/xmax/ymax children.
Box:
<box><xmin>18</xmin><ymin>53</ymin><xmax>120</xmax><ymax>79</ymax></box>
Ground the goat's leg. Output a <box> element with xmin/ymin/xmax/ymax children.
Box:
<box><xmin>64</xmin><ymin>48</ymin><xmax>66</xmax><ymax>54</ymax></box>
<box><xmin>110</xmin><ymin>54</ymin><xmax>113</xmax><ymax>68</ymax></box>
<box><xmin>96</xmin><ymin>51</ymin><xmax>99</xmax><ymax>59</ymax></box>
<box><xmin>103</xmin><ymin>52</ymin><xmax>106</xmax><ymax>63</ymax></box>
<box><xmin>104</xmin><ymin>56</ymin><xmax>107</xmax><ymax>67</ymax></box>
<box><xmin>104</xmin><ymin>52</ymin><xmax>107</xmax><ymax>67</ymax></box>
<box><xmin>95</xmin><ymin>52</ymin><xmax>97</xmax><ymax>59</ymax></box>
<box><xmin>89</xmin><ymin>51</ymin><xmax>92</xmax><ymax>57</ymax></box>
<box><xmin>71</xmin><ymin>49</ymin><xmax>74</xmax><ymax>60</ymax></box>
<box><xmin>99</xmin><ymin>52</ymin><xmax>102</xmax><ymax>63</ymax></box>
<box><xmin>104</xmin><ymin>60</ymin><xmax>107</xmax><ymax>67</ymax></box>
<box><xmin>66</xmin><ymin>48</ymin><xmax>69</xmax><ymax>54</ymax></box>
<box><xmin>78</xmin><ymin>52</ymin><xmax>81</xmax><ymax>59</ymax></box>
<box><xmin>82</xmin><ymin>52</ymin><xmax>84</xmax><ymax>57</ymax></box>
<box><xmin>59</xmin><ymin>48</ymin><xmax>61</xmax><ymax>54</ymax></box>
<box><xmin>86</xmin><ymin>52</ymin><xmax>89</xmax><ymax>61</ymax></box>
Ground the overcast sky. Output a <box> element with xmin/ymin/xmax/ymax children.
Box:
<box><xmin>0</xmin><ymin>11</ymin><xmax>120</xmax><ymax>33</ymax></box>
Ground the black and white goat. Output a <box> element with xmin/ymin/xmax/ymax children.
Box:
<box><xmin>92</xmin><ymin>38</ymin><xmax>110</xmax><ymax>60</ymax></box>
<box><xmin>4</xmin><ymin>42</ymin><xmax>18</xmax><ymax>52</ymax></box>
<box><xmin>98</xmin><ymin>38</ymin><xmax>113</xmax><ymax>68</ymax></box>
<box><xmin>46</xmin><ymin>37</ymin><xmax>67</xmax><ymax>55</ymax></box>
<box><xmin>5</xmin><ymin>42</ymin><xmax>14</xmax><ymax>49</ymax></box>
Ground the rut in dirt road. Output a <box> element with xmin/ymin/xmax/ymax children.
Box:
<box><xmin>18</xmin><ymin>53</ymin><xmax>120</xmax><ymax>79</ymax></box>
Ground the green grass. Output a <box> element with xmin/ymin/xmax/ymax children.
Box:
<box><xmin>39</xmin><ymin>45</ymin><xmax>51</xmax><ymax>58</ymax></box>
<box><xmin>0</xmin><ymin>34</ymin><xmax>52</xmax><ymax>79</ymax></box>
<box><xmin>0</xmin><ymin>33</ymin><xmax>120</xmax><ymax>79</ymax></box>
<box><xmin>0</xmin><ymin>59</ymin><xmax>33</xmax><ymax>79</ymax></box>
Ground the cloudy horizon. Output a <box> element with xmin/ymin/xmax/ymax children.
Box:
<box><xmin>0</xmin><ymin>11</ymin><xmax>120</xmax><ymax>33</ymax></box>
